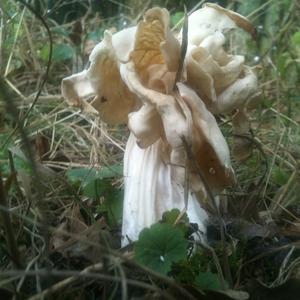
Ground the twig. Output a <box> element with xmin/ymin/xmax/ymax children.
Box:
<box><xmin>28</xmin><ymin>262</ymin><xmax>104</xmax><ymax>300</ymax></box>
<box><xmin>1</xmin><ymin>266</ymin><xmax>174</xmax><ymax>300</ymax></box>
<box><xmin>7</xmin><ymin>150</ymin><xmax>23</xmax><ymax>200</ymax></box>
<box><xmin>270</xmin><ymin>107</ymin><xmax>299</xmax><ymax>127</ymax></box>
<box><xmin>23</xmin><ymin>18</ymin><xmax>40</xmax><ymax>72</ymax></box>
<box><xmin>172</xmin><ymin>0</ymin><xmax>205</xmax><ymax>31</ymax></box>
<box><xmin>1</xmin><ymin>0</ymin><xmax>53</xmax><ymax>149</ymax></box>
<box><xmin>0</xmin><ymin>78</ymin><xmax>39</xmax><ymax>203</ymax></box>
<box><xmin>0</xmin><ymin>205</ymin><xmax>196</xmax><ymax>300</ymax></box>
<box><xmin>4</xmin><ymin>6</ymin><xmax>25</xmax><ymax>76</ymax></box>
<box><xmin>0</xmin><ymin>171</ymin><xmax>23</xmax><ymax>268</ymax></box>
<box><xmin>271</xmin><ymin>246</ymin><xmax>295</xmax><ymax>287</ymax></box>
<box><xmin>272</xmin><ymin>170</ymin><xmax>297</xmax><ymax>212</ymax></box>
<box><xmin>262</xmin><ymin>128</ymin><xmax>285</xmax><ymax>199</ymax></box>
<box><xmin>16</xmin><ymin>0</ymin><xmax>53</xmax><ymax>122</ymax></box>
<box><xmin>238</xmin><ymin>241</ymin><xmax>300</xmax><ymax>273</ymax></box>
<box><xmin>133</xmin><ymin>0</ymin><xmax>151</xmax><ymax>24</ymax></box>
<box><xmin>232</xmin><ymin>133</ymin><xmax>269</xmax><ymax>215</ymax></box>
<box><xmin>0</xmin><ymin>3</ymin><xmax>5</xmax><ymax>74</ymax></box>
<box><xmin>113</xmin><ymin>257</ymin><xmax>128</xmax><ymax>300</ymax></box>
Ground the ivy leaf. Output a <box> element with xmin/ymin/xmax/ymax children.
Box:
<box><xmin>134</xmin><ymin>223</ymin><xmax>188</xmax><ymax>275</ymax></box>
<box><xmin>195</xmin><ymin>271</ymin><xmax>225</xmax><ymax>291</ymax></box>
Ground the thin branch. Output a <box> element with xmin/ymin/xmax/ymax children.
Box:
<box><xmin>0</xmin><ymin>267</ymin><xmax>174</xmax><ymax>300</ymax></box>
<box><xmin>0</xmin><ymin>171</ymin><xmax>23</xmax><ymax>268</ymax></box>
<box><xmin>0</xmin><ymin>204</ymin><xmax>197</xmax><ymax>300</ymax></box>
<box><xmin>17</xmin><ymin>0</ymin><xmax>52</xmax><ymax>121</ymax></box>
<box><xmin>4</xmin><ymin>6</ymin><xmax>25</xmax><ymax>76</ymax></box>
<box><xmin>1</xmin><ymin>0</ymin><xmax>53</xmax><ymax>149</ymax></box>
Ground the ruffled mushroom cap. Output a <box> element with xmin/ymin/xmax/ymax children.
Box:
<box><xmin>186</xmin><ymin>36</ymin><xmax>246</xmax><ymax>105</ymax></box>
<box><xmin>121</xmin><ymin>7</ymin><xmax>235</xmax><ymax>193</ymax></box>
<box><xmin>184</xmin><ymin>3</ymin><xmax>259</xmax><ymax>161</ymax></box>
<box><xmin>61</xmin><ymin>2</ymin><xmax>258</xmax><ymax>181</ymax></box>
<box><xmin>62</xmin><ymin>28</ymin><xmax>139</xmax><ymax>124</ymax></box>
<box><xmin>187</xmin><ymin>3</ymin><xmax>255</xmax><ymax>46</ymax></box>
<box><xmin>177</xmin><ymin>83</ymin><xmax>235</xmax><ymax>193</ymax></box>
<box><xmin>61</xmin><ymin>3</ymin><xmax>259</xmax><ymax>244</ymax></box>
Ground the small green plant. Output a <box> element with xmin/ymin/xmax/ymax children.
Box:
<box><xmin>67</xmin><ymin>165</ymin><xmax>123</xmax><ymax>225</ymax></box>
<box><xmin>195</xmin><ymin>271</ymin><xmax>225</xmax><ymax>291</ymax></box>
<box><xmin>134</xmin><ymin>222</ymin><xmax>188</xmax><ymax>275</ymax></box>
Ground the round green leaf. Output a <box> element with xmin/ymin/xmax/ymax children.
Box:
<box><xmin>134</xmin><ymin>223</ymin><xmax>188</xmax><ymax>275</ymax></box>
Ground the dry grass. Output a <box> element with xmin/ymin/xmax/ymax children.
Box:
<box><xmin>0</xmin><ymin>0</ymin><xmax>300</xmax><ymax>299</ymax></box>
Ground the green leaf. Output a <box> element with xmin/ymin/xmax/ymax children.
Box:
<box><xmin>195</xmin><ymin>272</ymin><xmax>224</xmax><ymax>291</ymax></box>
<box><xmin>8</xmin><ymin>147</ymin><xmax>32</xmax><ymax>174</ymax></box>
<box><xmin>40</xmin><ymin>44</ymin><xmax>75</xmax><ymax>62</ymax></box>
<box><xmin>66</xmin><ymin>164</ymin><xmax>122</xmax><ymax>187</ymax></box>
<box><xmin>96</xmin><ymin>185</ymin><xmax>123</xmax><ymax>226</ymax></box>
<box><xmin>67</xmin><ymin>168</ymin><xmax>98</xmax><ymax>186</ymax></box>
<box><xmin>98</xmin><ymin>164</ymin><xmax>123</xmax><ymax>178</ymax></box>
<box><xmin>161</xmin><ymin>209</ymin><xmax>189</xmax><ymax>234</ymax></box>
<box><xmin>134</xmin><ymin>223</ymin><xmax>188</xmax><ymax>275</ymax></box>
<box><xmin>171</xmin><ymin>11</ymin><xmax>184</xmax><ymax>27</ymax></box>
<box><xmin>0</xmin><ymin>135</ymin><xmax>12</xmax><ymax>175</ymax></box>
<box><xmin>67</xmin><ymin>166</ymin><xmax>123</xmax><ymax>225</ymax></box>
<box><xmin>272</xmin><ymin>166</ymin><xmax>290</xmax><ymax>185</ymax></box>
<box><xmin>83</xmin><ymin>178</ymin><xmax>119</xmax><ymax>199</ymax></box>
<box><xmin>87</xmin><ymin>28</ymin><xmax>104</xmax><ymax>41</ymax></box>
<box><xmin>264</xmin><ymin>2</ymin><xmax>280</xmax><ymax>36</ymax></box>
<box><xmin>52</xmin><ymin>27</ymin><xmax>70</xmax><ymax>37</ymax></box>
<box><xmin>162</xmin><ymin>208</ymin><xmax>188</xmax><ymax>224</ymax></box>
<box><xmin>291</xmin><ymin>30</ymin><xmax>300</xmax><ymax>55</ymax></box>
<box><xmin>291</xmin><ymin>31</ymin><xmax>300</xmax><ymax>49</ymax></box>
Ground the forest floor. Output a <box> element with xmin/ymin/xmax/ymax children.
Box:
<box><xmin>0</xmin><ymin>1</ymin><xmax>300</xmax><ymax>299</ymax></box>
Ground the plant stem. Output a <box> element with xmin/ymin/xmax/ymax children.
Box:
<box><xmin>0</xmin><ymin>171</ymin><xmax>23</xmax><ymax>268</ymax></box>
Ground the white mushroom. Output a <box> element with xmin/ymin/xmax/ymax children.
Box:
<box><xmin>184</xmin><ymin>3</ymin><xmax>260</xmax><ymax>161</ymax></box>
<box><xmin>61</xmin><ymin>3</ymin><xmax>258</xmax><ymax>246</ymax></box>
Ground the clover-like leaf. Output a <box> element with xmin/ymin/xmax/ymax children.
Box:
<box><xmin>134</xmin><ymin>223</ymin><xmax>188</xmax><ymax>275</ymax></box>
